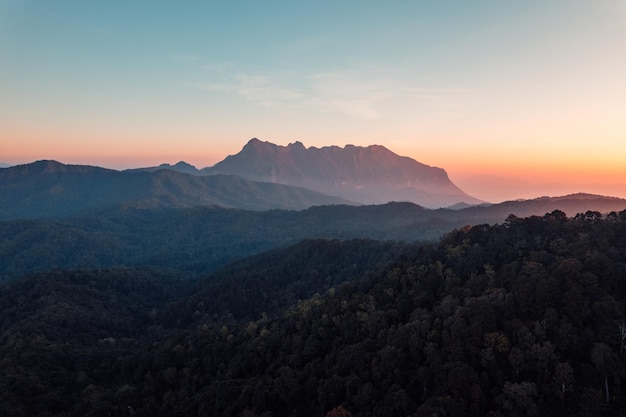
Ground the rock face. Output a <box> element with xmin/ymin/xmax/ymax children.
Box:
<box><xmin>203</xmin><ymin>138</ymin><xmax>483</xmax><ymax>208</ymax></box>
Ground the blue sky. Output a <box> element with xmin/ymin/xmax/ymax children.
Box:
<box><xmin>2</xmin><ymin>1</ymin><xmax>625</xmax><ymax>202</ymax></box>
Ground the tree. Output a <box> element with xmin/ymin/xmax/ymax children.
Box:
<box><xmin>499</xmin><ymin>381</ymin><xmax>538</xmax><ymax>417</ymax></box>
<box><xmin>325</xmin><ymin>405</ymin><xmax>352</xmax><ymax>417</ymax></box>
<box><xmin>552</xmin><ymin>362</ymin><xmax>574</xmax><ymax>407</ymax></box>
<box><xmin>591</xmin><ymin>342</ymin><xmax>617</xmax><ymax>404</ymax></box>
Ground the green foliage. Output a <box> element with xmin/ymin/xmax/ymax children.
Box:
<box><xmin>113</xmin><ymin>210</ymin><xmax>626</xmax><ymax>416</ymax></box>
<box><xmin>0</xmin><ymin>268</ymin><xmax>192</xmax><ymax>416</ymax></box>
<box><xmin>161</xmin><ymin>238</ymin><xmax>416</xmax><ymax>326</ymax></box>
<box><xmin>2</xmin><ymin>210</ymin><xmax>626</xmax><ymax>416</ymax></box>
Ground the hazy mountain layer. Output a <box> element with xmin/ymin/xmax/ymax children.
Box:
<box><xmin>2</xmin><ymin>195</ymin><xmax>625</xmax><ymax>283</ymax></box>
<box><xmin>0</xmin><ymin>160</ymin><xmax>349</xmax><ymax>219</ymax></box>
<box><xmin>202</xmin><ymin>138</ymin><xmax>483</xmax><ymax>208</ymax></box>
<box><xmin>126</xmin><ymin>161</ymin><xmax>200</xmax><ymax>175</ymax></box>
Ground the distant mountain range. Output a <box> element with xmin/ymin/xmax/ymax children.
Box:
<box><xmin>443</xmin><ymin>193</ymin><xmax>626</xmax><ymax>223</ymax></box>
<box><xmin>126</xmin><ymin>161</ymin><xmax>199</xmax><ymax>175</ymax></box>
<box><xmin>4</xmin><ymin>140</ymin><xmax>626</xmax><ymax>221</ymax></box>
<box><xmin>131</xmin><ymin>139</ymin><xmax>483</xmax><ymax>208</ymax></box>
<box><xmin>0</xmin><ymin>160</ymin><xmax>348</xmax><ymax>219</ymax></box>
<box><xmin>201</xmin><ymin>139</ymin><xmax>483</xmax><ymax>208</ymax></box>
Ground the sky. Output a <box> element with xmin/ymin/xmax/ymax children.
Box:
<box><xmin>1</xmin><ymin>1</ymin><xmax>625</xmax><ymax>203</ymax></box>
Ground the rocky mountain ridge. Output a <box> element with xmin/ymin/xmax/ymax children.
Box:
<box><xmin>201</xmin><ymin>139</ymin><xmax>483</xmax><ymax>208</ymax></box>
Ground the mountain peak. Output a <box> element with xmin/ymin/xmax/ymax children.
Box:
<box><xmin>7</xmin><ymin>160</ymin><xmax>73</xmax><ymax>175</ymax></box>
<box><xmin>244</xmin><ymin>137</ymin><xmax>272</xmax><ymax>148</ymax></box>
<box><xmin>33</xmin><ymin>159</ymin><xmax>66</xmax><ymax>170</ymax></box>
<box><xmin>173</xmin><ymin>161</ymin><xmax>196</xmax><ymax>169</ymax></box>
<box><xmin>288</xmin><ymin>141</ymin><xmax>306</xmax><ymax>151</ymax></box>
<box><xmin>240</xmin><ymin>138</ymin><xmax>280</xmax><ymax>155</ymax></box>
<box><xmin>132</xmin><ymin>161</ymin><xmax>200</xmax><ymax>175</ymax></box>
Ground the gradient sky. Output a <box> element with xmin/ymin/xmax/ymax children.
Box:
<box><xmin>1</xmin><ymin>1</ymin><xmax>625</xmax><ymax>203</ymax></box>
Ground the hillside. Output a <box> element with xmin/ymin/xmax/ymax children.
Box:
<box><xmin>0</xmin><ymin>160</ymin><xmax>348</xmax><ymax>219</ymax></box>
<box><xmin>103</xmin><ymin>210</ymin><xmax>626</xmax><ymax>416</ymax></box>
<box><xmin>161</xmin><ymin>239</ymin><xmax>418</xmax><ymax>327</ymax></box>
<box><xmin>2</xmin><ymin>211</ymin><xmax>626</xmax><ymax>415</ymax></box>
<box><xmin>0</xmin><ymin>267</ymin><xmax>192</xmax><ymax>416</ymax></box>
<box><xmin>2</xmin><ymin>195</ymin><xmax>626</xmax><ymax>284</ymax></box>
<box><xmin>202</xmin><ymin>139</ymin><xmax>483</xmax><ymax>208</ymax></box>
<box><xmin>0</xmin><ymin>203</ymin><xmax>438</xmax><ymax>283</ymax></box>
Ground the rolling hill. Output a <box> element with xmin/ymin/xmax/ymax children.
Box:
<box><xmin>0</xmin><ymin>160</ymin><xmax>349</xmax><ymax>219</ymax></box>
<box><xmin>1</xmin><ymin>194</ymin><xmax>625</xmax><ymax>283</ymax></box>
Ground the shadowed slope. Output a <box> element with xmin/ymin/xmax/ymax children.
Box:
<box><xmin>0</xmin><ymin>160</ymin><xmax>349</xmax><ymax>219</ymax></box>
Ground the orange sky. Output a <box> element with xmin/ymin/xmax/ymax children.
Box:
<box><xmin>2</xmin><ymin>1</ymin><xmax>625</xmax><ymax>203</ymax></box>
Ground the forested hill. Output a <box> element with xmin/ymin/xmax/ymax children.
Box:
<box><xmin>111</xmin><ymin>210</ymin><xmax>626</xmax><ymax>416</ymax></box>
<box><xmin>160</xmin><ymin>239</ymin><xmax>418</xmax><ymax>327</ymax></box>
<box><xmin>3</xmin><ymin>195</ymin><xmax>626</xmax><ymax>284</ymax></box>
<box><xmin>0</xmin><ymin>267</ymin><xmax>194</xmax><ymax>416</ymax></box>
<box><xmin>2</xmin><ymin>210</ymin><xmax>624</xmax><ymax>415</ymax></box>
<box><xmin>0</xmin><ymin>203</ymin><xmax>438</xmax><ymax>283</ymax></box>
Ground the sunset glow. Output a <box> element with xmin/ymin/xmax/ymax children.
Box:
<box><xmin>2</xmin><ymin>1</ymin><xmax>625</xmax><ymax>203</ymax></box>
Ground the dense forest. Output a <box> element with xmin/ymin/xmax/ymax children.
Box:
<box><xmin>0</xmin><ymin>203</ymin><xmax>438</xmax><ymax>283</ymax></box>
<box><xmin>1</xmin><ymin>210</ymin><xmax>626</xmax><ymax>416</ymax></box>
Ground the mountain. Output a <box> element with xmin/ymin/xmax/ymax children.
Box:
<box><xmin>126</xmin><ymin>161</ymin><xmax>201</xmax><ymax>175</ymax></box>
<box><xmin>202</xmin><ymin>138</ymin><xmax>483</xmax><ymax>208</ymax></box>
<box><xmin>0</xmin><ymin>163</ymin><xmax>10</xmax><ymax>168</ymax></box>
<box><xmin>0</xmin><ymin>160</ymin><xmax>349</xmax><ymax>219</ymax></box>
<box><xmin>443</xmin><ymin>193</ymin><xmax>626</xmax><ymax>224</ymax></box>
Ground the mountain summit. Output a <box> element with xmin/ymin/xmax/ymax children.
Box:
<box><xmin>203</xmin><ymin>138</ymin><xmax>482</xmax><ymax>208</ymax></box>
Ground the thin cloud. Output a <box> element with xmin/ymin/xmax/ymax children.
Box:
<box><xmin>305</xmin><ymin>71</ymin><xmax>396</xmax><ymax>118</ymax></box>
<box><xmin>199</xmin><ymin>74</ymin><xmax>305</xmax><ymax>106</ymax></box>
<box><xmin>190</xmin><ymin>62</ymin><xmax>463</xmax><ymax>119</ymax></box>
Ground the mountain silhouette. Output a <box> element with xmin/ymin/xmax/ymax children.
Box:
<box><xmin>202</xmin><ymin>138</ymin><xmax>483</xmax><ymax>208</ymax></box>
<box><xmin>126</xmin><ymin>161</ymin><xmax>200</xmax><ymax>175</ymax></box>
<box><xmin>0</xmin><ymin>160</ymin><xmax>349</xmax><ymax>219</ymax></box>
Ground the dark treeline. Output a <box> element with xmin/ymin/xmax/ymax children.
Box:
<box><xmin>1</xmin><ymin>210</ymin><xmax>626</xmax><ymax>416</ymax></box>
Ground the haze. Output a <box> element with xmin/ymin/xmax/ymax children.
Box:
<box><xmin>1</xmin><ymin>1</ymin><xmax>625</xmax><ymax>203</ymax></box>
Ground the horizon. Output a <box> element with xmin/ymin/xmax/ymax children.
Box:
<box><xmin>2</xmin><ymin>1</ymin><xmax>625</xmax><ymax>203</ymax></box>
<box><xmin>3</xmin><ymin>137</ymin><xmax>626</xmax><ymax>205</ymax></box>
